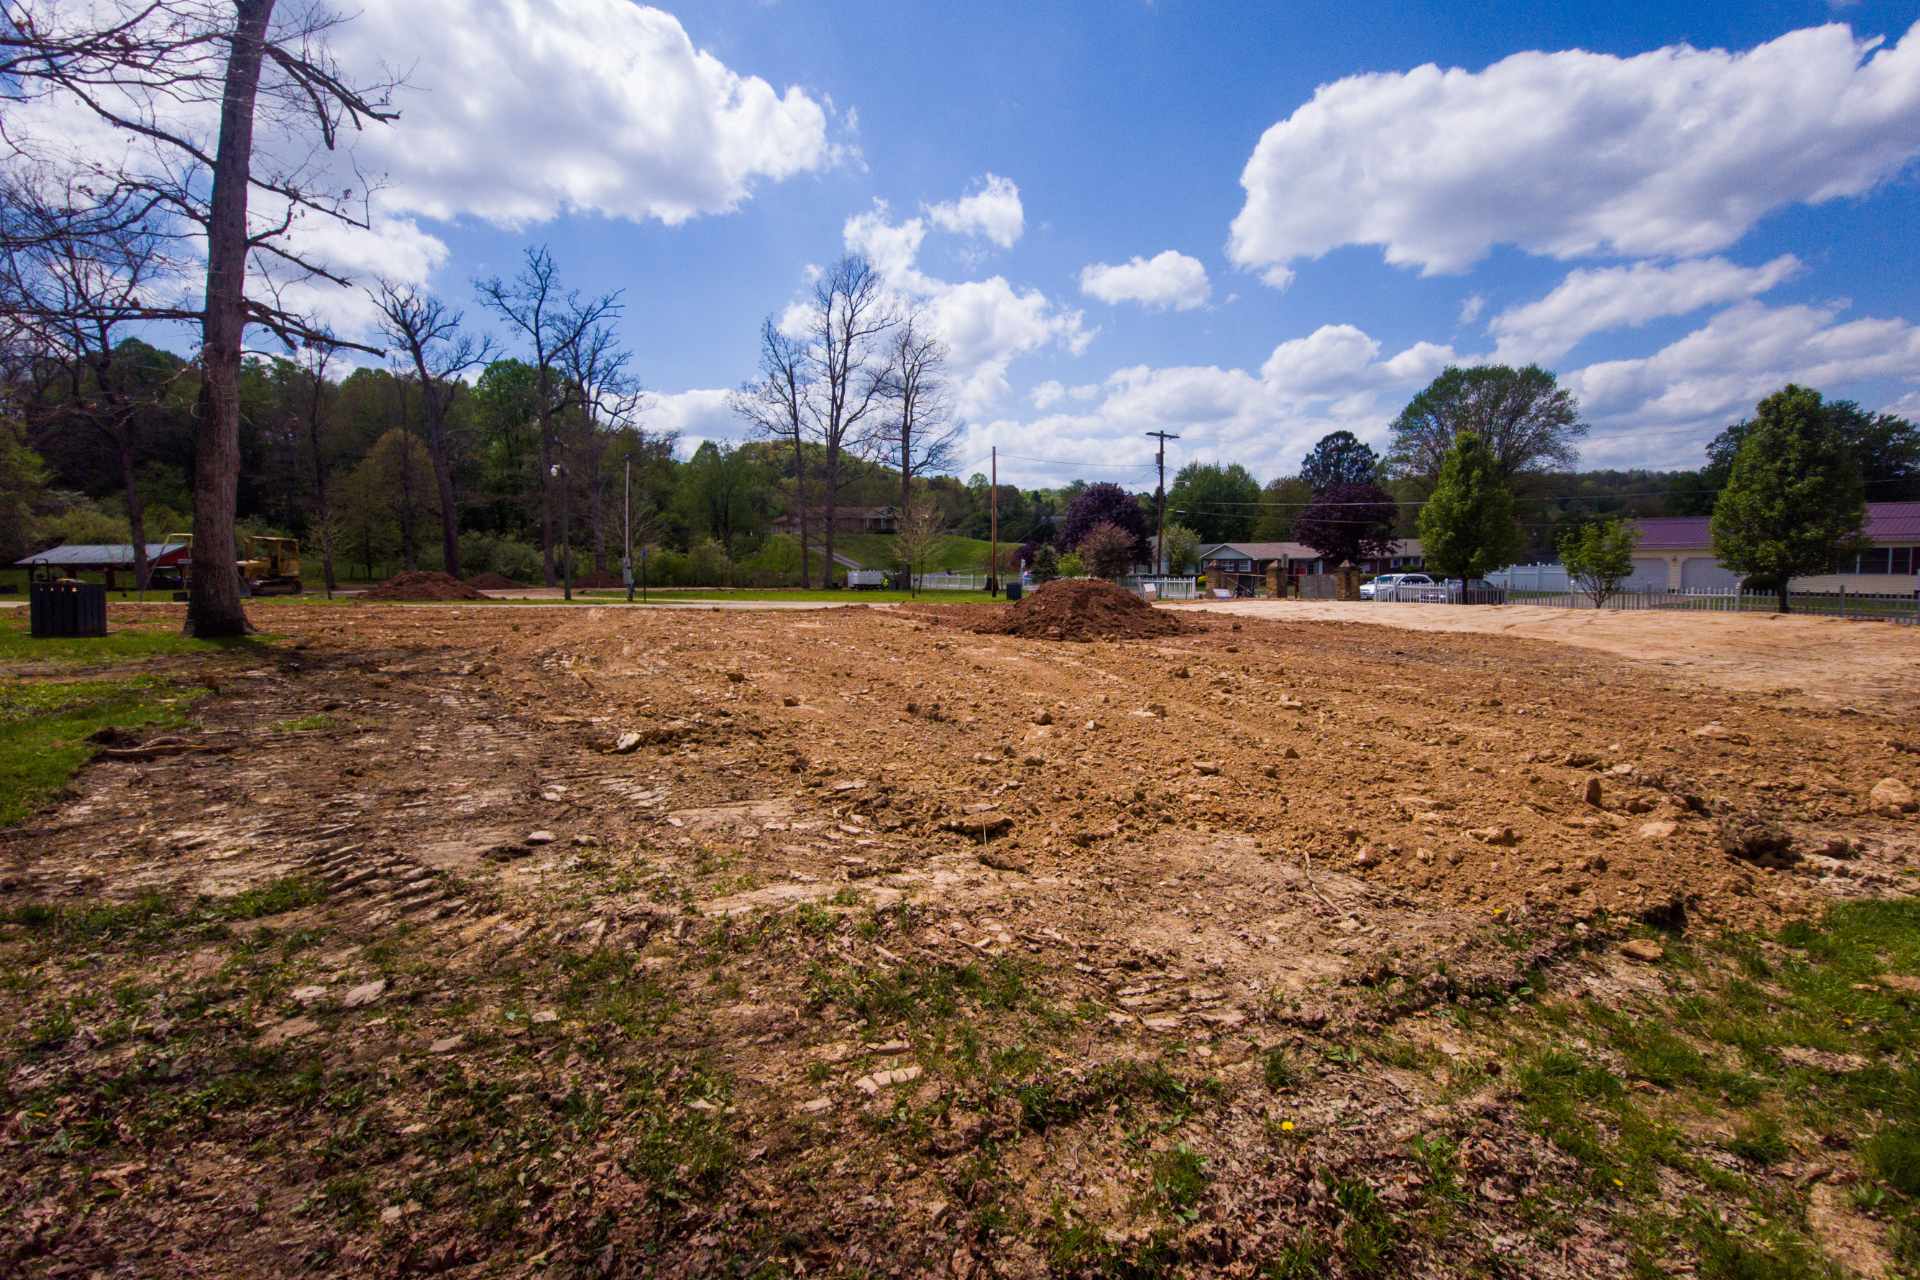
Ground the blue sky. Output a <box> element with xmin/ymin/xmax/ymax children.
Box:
<box><xmin>35</xmin><ymin>0</ymin><xmax>1920</xmax><ymax>485</ymax></box>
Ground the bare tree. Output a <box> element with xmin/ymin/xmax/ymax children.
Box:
<box><xmin>476</xmin><ymin>246</ymin><xmax>621</xmax><ymax>586</ymax></box>
<box><xmin>892</xmin><ymin>492</ymin><xmax>946</xmax><ymax>598</ymax></box>
<box><xmin>559</xmin><ymin>319</ymin><xmax>641</xmax><ymax>580</ymax></box>
<box><xmin>2</xmin><ymin>0</ymin><xmax>401</xmax><ymax>635</ymax></box>
<box><xmin>799</xmin><ymin>255</ymin><xmax>895</xmax><ymax>584</ymax></box>
<box><xmin>7</xmin><ymin>210</ymin><xmax>177</xmax><ymax>588</ymax></box>
<box><xmin>373</xmin><ymin>282</ymin><xmax>493</xmax><ymax>579</ymax></box>
<box><xmin>873</xmin><ymin>310</ymin><xmax>958</xmax><ymax>528</ymax></box>
<box><xmin>732</xmin><ymin>318</ymin><xmax>813</xmax><ymax>587</ymax></box>
<box><xmin>291</xmin><ymin>338</ymin><xmax>339</xmax><ymax>594</ymax></box>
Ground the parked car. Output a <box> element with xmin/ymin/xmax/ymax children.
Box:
<box><xmin>1360</xmin><ymin>572</ymin><xmax>1433</xmax><ymax>600</ymax></box>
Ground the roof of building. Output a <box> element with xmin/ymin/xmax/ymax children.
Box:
<box><xmin>14</xmin><ymin>542</ymin><xmax>187</xmax><ymax>568</ymax></box>
<box><xmin>1632</xmin><ymin>502</ymin><xmax>1920</xmax><ymax>551</ymax></box>
<box><xmin>1199</xmin><ymin>539</ymin><xmax>1422</xmax><ymax>562</ymax></box>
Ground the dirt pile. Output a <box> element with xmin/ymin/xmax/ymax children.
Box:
<box><xmin>464</xmin><ymin>571</ymin><xmax>522</xmax><ymax>590</ymax></box>
<box><xmin>359</xmin><ymin>571</ymin><xmax>485</xmax><ymax>601</ymax></box>
<box><xmin>972</xmin><ymin>577</ymin><xmax>1189</xmax><ymax>642</ymax></box>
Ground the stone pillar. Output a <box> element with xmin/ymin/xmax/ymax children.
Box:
<box><xmin>1335</xmin><ymin>561</ymin><xmax>1362</xmax><ymax>601</ymax></box>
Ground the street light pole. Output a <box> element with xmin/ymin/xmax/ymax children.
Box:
<box><xmin>551</xmin><ymin>462</ymin><xmax>572</xmax><ymax>602</ymax></box>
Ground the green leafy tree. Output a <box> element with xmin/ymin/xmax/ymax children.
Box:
<box><xmin>1160</xmin><ymin>522</ymin><xmax>1202</xmax><ymax>574</ymax></box>
<box><xmin>1700</xmin><ymin>400</ymin><xmax>1919</xmax><ymax>504</ymax></box>
<box><xmin>1560</xmin><ymin>517</ymin><xmax>1641</xmax><ymax>607</ymax></box>
<box><xmin>1250</xmin><ymin>475</ymin><xmax>1312</xmax><ymax>541</ymax></box>
<box><xmin>1710</xmin><ymin>385</ymin><xmax>1868</xmax><ymax>613</ymax></box>
<box><xmin>1300</xmin><ymin>431</ymin><xmax>1379</xmax><ymax>492</ymax></box>
<box><xmin>1078</xmin><ymin>521</ymin><xmax>1136</xmax><ymax>580</ymax></box>
<box><xmin>1057</xmin><ymin>550</ymin><xmax>1085</xmax><ymax>578</ymax></box>
<box><xmin>1029</xmin><ymin>544</ymin><xmax>1060</xmax><ymax>584</ymax></box>
<box><xmin>0</xmin><ymin>417</ymin><xmax>51</xmax><ymax>560</ymax></box>
<box><xmin>1389</xmin><ymin>365</ymin><xmax>1585</xmax><ymax>479</ymax></box>
<box><xmin>1417</xmin><ymin>431</ymin><xmax>1523</xmax><ymax>594</ymax></box>
<box><xmin>1166</xmin><ymin>461</ymin><xmax>1259</xmax><ymax>543</ymax></box>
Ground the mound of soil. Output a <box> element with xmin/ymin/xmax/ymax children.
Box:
<box><xmin>360</xmin><ymin>571</ymin><xmax>486</xmax><ymax>601</ymax></box>
<box><xmin>972</xmin><ymin>578</ymin><xmax>1188</xmax><ymax>642</ymax></box>
<box><xmin>464</xmin><ymin>571</ymin><xmax>523</xmax><ymax>590</ymax></box>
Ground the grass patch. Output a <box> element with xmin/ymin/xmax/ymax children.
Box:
<box><xmin>0</xmin><ymin>676</ymin><xmax>208</xmax><ymax>824</ymax></box>
<box><xmin>0</xmin><ymin>607</ymin><xmax>263</xmax><ymax>666</ymax></box>
<box><xmin>0</xmin><ymin>877</ymin><xmax>324</xmax><ymax>945</ymax></box>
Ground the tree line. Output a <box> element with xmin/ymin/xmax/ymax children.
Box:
<box><xmin>2</xmin><ymin>5</ymin><xmax>1914</xmax><ymax>620</ymax></box>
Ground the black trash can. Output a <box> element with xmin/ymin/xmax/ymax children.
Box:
<box><xmin>30</xmin><ymin>579</ymin><xmax>108</xmax><ymax>638</ymax></box>
<box><xmin>1005</xmin><ymin>580</ymin><xmax>1023</xmax><ymax>602</ymax></box>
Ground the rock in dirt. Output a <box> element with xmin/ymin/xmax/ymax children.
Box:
<box><xmin>610</xmin><ymin>731</ymin><xmax>642</xmax><ymax>754</ymax></box>
<box><xmin>1869</xmin><ymin>777</ymin><xmax>1916</xmax><ymax>816</ymax></box>
<box><xmin>1620</xmin><ymin>939</ymin><xmax>1664</xmax><ymax>963</ymax></box>
<box><xmin>359</xmin><ymin>571</ymin><xmax>485</xmax><ymax>601</ymax></box>
<box><xmin>259</xmin><ymin>1016</ymin><xmax>319</xmax><ymax>1046</ymax></box>
<box><xmin>525</xmin><ymin>830</ymin><xmax>555</xmax><ymax>846</ymax></box>
<box><xmin>1637</xmin><ymin>819</ymin><xmax>1678</xmax><ymax>841</ymax></box>
<box><xmin>941</xmin><ymin>811</ymin><xmax>1013</xmax><ymax>838</ymax></box>
<box><xmin>977</xmin><ymin>849</ymin><xmax>1030</xmax><ymax>873</ymax></box>
<box><xmin>1467</xmin><ymin>826</ymin><xmax>1519</xmax><ymax>846</ymax></box>
<box><xmin>342</xmin><ymin>979</ymin><xmax>387</xmax><ymax>1008</ymax></box>
<box><xmin>1717</xmin><ymin>813</ymin><xmax>1798</xmax><ymax>866</ymax></box>
<box><xmin>290</xmin><ymin>985</ymin><xmax>329</xmax><ymax>1005</ymax></box>
<box><xmin>1581</xmin><ymin>776</ymin><xmax>1604</xmax><ymax>807</ymax></box>
<box><xmin>854</xmin><ymin>1065</ymin><xmax>922</xmax><ymax>1094</ymax></box>
<box><xmin>969</xmin><ymin>578</ymin><xmax>1188</xmax><ymax>643</ymax></box>
<box><xmin>429</xmin><ymin>1035</ymin><xmax>464</xmax><ymax>1054</ymax></box>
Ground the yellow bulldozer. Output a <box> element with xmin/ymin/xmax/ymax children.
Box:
<box><xmin>164</xmin><ymin>533</ymin><xmax>305</xmax><ymax>596</ymax></box>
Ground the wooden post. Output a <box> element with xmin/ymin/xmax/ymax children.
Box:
<box><xmin>987</xmin><ymin>446</ymin><xmax>999</xmax><ymax>597</ymax></box>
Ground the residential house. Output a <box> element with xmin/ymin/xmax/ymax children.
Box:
<box><xmin>1627</xmin><ymin>502</ymin><xmax>1920</xmax><ymax>592</ymax></box>
<box><xmin>1196</xmin><ymin>539</ymin><xmax>1425</xmax><ymax>591</ymax></box>
<box><xmin>771</xmin><ymin>505</ymin><xmax>899</xmax><ymax>536</ymax></box>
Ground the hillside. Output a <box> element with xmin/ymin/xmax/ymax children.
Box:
<box><xmin>833</xmin><ymin>533</ymin><xmax>996</xmax><ymax>572</ymax></box>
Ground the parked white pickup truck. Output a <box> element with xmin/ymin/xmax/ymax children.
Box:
<box><xmin>846</xmin><ymin>569</ymin><xmax>887</xmax><ymax>589</ymax></box>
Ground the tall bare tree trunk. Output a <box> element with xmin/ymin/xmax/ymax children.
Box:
<box><xmin>792</xmin><ymin>443</ymin><xmax>810</xmax><ymax>589</ymax></box>
<box><xmin>118</xmin><ymin>437</ymin><xmax>148</xmax><ymax>590</ymax></box>
<box><xmin>187</xmin><ymin>0</ymin><xmax>274</xmax><ymax>637</ymax></box>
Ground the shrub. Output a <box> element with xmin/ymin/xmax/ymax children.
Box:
<box><xmin>1030</xmin><ymin>544</ymin><xmax>1060</xmax><ymax>584</ymax></box>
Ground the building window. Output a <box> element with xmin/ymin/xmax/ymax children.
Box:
<box><xmin>1893</xmin><ymin>546</ymin><xmax>1914</xmax><ymax>576</ymax></box>
<box><xmin>1859</xmin><ymin>547</ymin><xmax>1893</xmax><ymax>575</ymax></box>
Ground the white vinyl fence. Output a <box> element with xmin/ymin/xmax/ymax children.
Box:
<box><xmin>1370</xmin><ymin>582</ymin><xmax>1919</xmax><ymax>622</ymax></box>
<box><xmin>1118</xmin><ymin>575</ymin><xmax>1201</xmax><ymax>601</ymax></box>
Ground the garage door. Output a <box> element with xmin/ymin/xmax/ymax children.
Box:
<box><xmin>1681</xmin><ymin>556</ymin><xmax>1739</xmax><ymax>590</ymax></box>
<box><xmin>1624</xmin><ymin>558</ymin><xmax>1668</xmax><ymax>591</ymax></box>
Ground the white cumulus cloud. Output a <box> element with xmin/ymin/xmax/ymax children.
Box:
<box><xmin>1490</xmin><ymin>255</ymin><xmax>1804</xmax><ymax>363</ymax></box>
<box><xmin>335</xmin><ymin>0</ymin><xmax>838</xmax><ymax>230</ymax></box>
<box><xmin>1229</xmin><ymin>21</ymin><xmax>1920</xmax><ymax>278</ymax></box>
<box><xmin>1568</xmin><ymin>300</ymin><xmax>1920</xmax><ymax>465</ymax></box>
<box><xmin>839</xmin><ymin>196</ymin><xmax>1089</xmax><ymax>418</ymax></box>
<box><xmin>1079</xmin><ymin>251</ymin><xmax>1212</xmax><ymax>310</ymax></box>
<box><xmin>925</xmin><ymin>174</ymin><xmax>1025</xmax><ymax>248</ymax></box>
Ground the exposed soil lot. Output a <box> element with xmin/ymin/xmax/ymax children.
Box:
<box><xmin>3</xmin><ymin>601</ymin><xmax>1918</xmax><ymax>1277</ymax></box>
<box><xmin>1185</xmin><ymin>599</ymin><xmax>1920</xmax><ymax>714</ymax></box>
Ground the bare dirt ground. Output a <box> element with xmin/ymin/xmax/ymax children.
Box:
<box><xmin>1186</xmin><ymin>599</ymin><xmax>1920</xmax><ymax>714</ymax></box>
<box><xmin>3</xmin><ymin>600</ymin><xmax>1919</xmax><ymax>1277</ymax></box>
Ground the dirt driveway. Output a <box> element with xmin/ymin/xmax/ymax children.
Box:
<box><xmin>1186</xmin><ymin>599</ymin><xmax>1920</xmax><ymax>713</ymax></box>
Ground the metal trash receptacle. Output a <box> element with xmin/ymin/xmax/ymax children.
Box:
<box><xmin>1005</xmin><ymin>580</ymin><xmax>1023</xmax><ymax>602</ymax></box>
<box><xmin>30</xmin><ymin>579</ymin><xmax>108</xmax><ymax>638</ymax></box>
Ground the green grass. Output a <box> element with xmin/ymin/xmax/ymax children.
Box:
<box><xmin>834</xmin><ymin>532</ymin><xmax>996</xmax><ymax>572</ymax></box>
<box><xmin>0</xmin><ymin>608</ymin><xmax>262</xmax><ymax>665</ymax></box>
<box><xmin>1487</xmin><ymin>898</ymin><xmax>1920</xmax><ymax>1273</ymax></box>
<box><xmin>0</xmin><ymin>676</ymin><xmax>208</xmax><ymax>825</ymax></box>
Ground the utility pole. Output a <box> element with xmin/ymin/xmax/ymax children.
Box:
<box><xmin>987</xmin><ymin>445</ymin><xmax>999</xmax><ymax>596</ymax></box>
<box><xmin>1146</xmin><ymin>430</ymin><xmax>1179</xmax><ymax>575</ymax></box>
<box><xmin>552</xmin><ymin>462</ymin><xmax>572</xmax><ymax>602</ymax></box>
<box><xmin>624</xmin><ymin>457</ymin><xmax>634</xmax><ymax>603</ymax></box>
